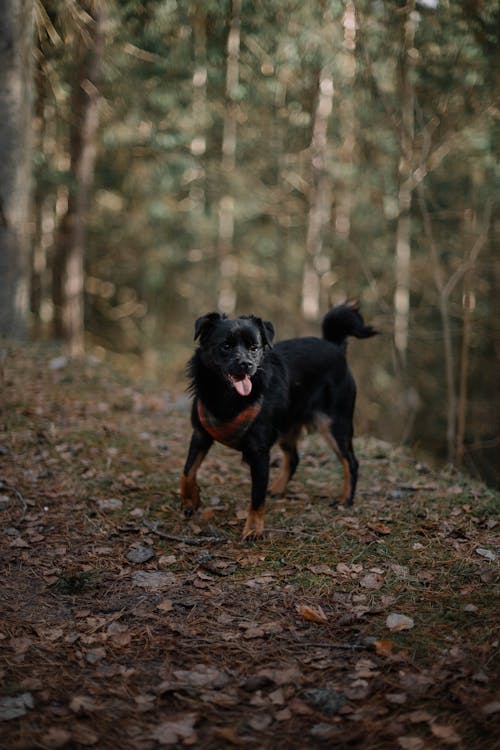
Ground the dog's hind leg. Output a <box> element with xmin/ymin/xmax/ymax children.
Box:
<box><xmin>270</xmin><ymin>427</ymin><xmax>301</xmax><ymax>496</ymax></box>
<box><xmin>180</xmin><ymin>429</ymin><xmax>213</xmax><ymax>517</ymax></box>
<box><xmin>315</xmin><ymin>414</ymin><xmax>358</xmax><ymax>506</ymax></box>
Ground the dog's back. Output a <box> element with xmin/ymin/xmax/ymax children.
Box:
<box><xmin>270</xmin><ymin>302</ymin><xmax>378</xmax><ymax>506</ymax></box>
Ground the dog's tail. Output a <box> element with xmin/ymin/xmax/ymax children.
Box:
<box><xmin>321</xmin><ymin>301</ymin><xmax>378</xmax><ymax>347</ymax></box>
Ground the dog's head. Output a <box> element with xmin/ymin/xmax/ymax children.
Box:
<box><xmin>194</xmin><ymin>312</ymin><xmax>274</xmax><ymax>396</ymax></box>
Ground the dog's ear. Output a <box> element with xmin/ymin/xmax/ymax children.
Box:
<box><xmin>194</xmin><ymin>312</ymin><xmax>226</xmax><ymax>342</ymax></box>
<box><xmin>250</xmin><ymin>316</ymin><xmax>274</xmax><ymax>349</ymax></box>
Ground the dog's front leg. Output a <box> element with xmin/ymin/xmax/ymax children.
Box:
<box><xmin>242</xmin><ymin>448</ymin><xmax>270</xmax><ymax>539</ymax></box>
<box><xmin>180</xmin><ymin>429</ymin><xmax>213</xmax><ymax>517</ymax></box>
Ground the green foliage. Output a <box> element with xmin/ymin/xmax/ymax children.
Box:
<box><xmin>34</xmin><ymin>0</ymin><xmax>499</xmax><ymax>485</ymax></box>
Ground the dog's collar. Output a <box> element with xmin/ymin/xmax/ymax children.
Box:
<box><xmin>197</xmin><ymin>397</ymin><xmax>263</xmax><ymax>449</ymax></box>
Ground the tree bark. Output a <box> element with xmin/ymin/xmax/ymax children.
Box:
<box><xmin>393</xmin><ymin>2</ymin><xmax>416</xmax><ymax>365</ymax></box>
<box><xmin>217</xmin><ymin>0</ymin><xmax>241</xmax><ymax>315</ymax></box>
<box><xmin>301</xmin><ymin>68</ymin><xmax>334</xmax><ymax>321</ymax></box>
<box><xmin>0</xmin><ymin>0</ymin><xmax>34</xmax><ymax>339</ymax></box>
<box><xmin>52</xmin><ymin>0</ymin><xmax>103</xmax><ymax>355</ymax></box>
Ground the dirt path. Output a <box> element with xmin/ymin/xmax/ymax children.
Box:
<box><xmin>1</xmin><ymin>346</ymin><xmax>498</xmax><ymax>749</ymax></box>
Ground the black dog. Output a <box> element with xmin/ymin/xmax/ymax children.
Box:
<box><xmin>180</xmin><ymin>303</ymin><xmax>377</xmax><ymax>538</ymax></box>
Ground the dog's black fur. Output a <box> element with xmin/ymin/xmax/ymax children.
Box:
<box><xmin>180</xmin><ymin>303</ymin><xmax>377</xmax><ymax>538</ymax></box>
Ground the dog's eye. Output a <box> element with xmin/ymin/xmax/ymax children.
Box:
<box><xmin>249</xmin><ymin>344</ymin><xmax>259</xmax><ymax>353</ymax></box>
<box><xmin>221</xmin><ymin>342</ymin><xmax>232</xmax><ymax>351</ymax></box>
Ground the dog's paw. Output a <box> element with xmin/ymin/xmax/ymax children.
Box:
<box><xmin>242</xmin><ymin>507</ymin><xmax>265</xmax><ymax>540</ymax></box>
<box><xmin>180</xmin><ymin>475</ymin><xmax>201</xmax><ymax>517</ymax></box>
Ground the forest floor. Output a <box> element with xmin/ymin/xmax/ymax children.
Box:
<box><xmin>1</xmin><ymin>344</ymin><xmax>499</xmax><ymax>750</ymax></box>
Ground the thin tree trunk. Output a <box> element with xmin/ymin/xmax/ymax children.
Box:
<box><xmin>417</xmin><ymin>183</ymin><xmax>456</xmax><ymax>463</ymax></box>
<box><xmin>334</xmin><ymin>0</ymin><xmax>357</xmax><ymax>241</ymax></box>
<box><xmin>52</xmin><ymin>1</ymin><xmax>103</xmax><ymax>355</ymax></box>
<box><xmin>189</xmin><ymin>3</ymin><xmax>207</xmax><ymax>217</ymax></box>
<box><xmin>456</xmin><ymin>253</ymin><xmax>473</xmax><ymax>469</ymax></box>
<box><xmin>217</xmin><ymin>0</ymin><xmax>241</xmax><ymax>315</ymax></box>
<box><xmin>0</xmin><ymin>0</ymin><xmax>34</xmax><ymax>339</ymax></box>
<box><xmin>301</xmin><ymin>68</ymin><xmax>334</xmax><ymax>321</ymax></box>
<box><xmin>393</xmin><ymin>2</ymin><xmax>416</xmax><ymax>365</ymax></box>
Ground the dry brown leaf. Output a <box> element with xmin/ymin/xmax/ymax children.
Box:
<box><xmin>151</xmin><ymin>714</ymin><xmax>198</xmax><ymax>745</ymax></box>
<box><xmin>431</xmin><ymin>723</ymin><xmax>461</xmax><ymax>745</ymax></box>
<box><xmin>247</xmin><ymin>713</ymin><xmax>273</xmax><ymax>731</ymax></box>
<box><xmin>71</xmin><ymin>722</ymin><xmax>99</xmax><ymax>746</ymax></box>
<box><xmin>397</xmin><ymin>737</ymin><xmax>424</xmax><ymax>750</ymax></box>
<box><xmin>374</xmin><ymin>639</ymin><xmax>394</xmax><ymax>657</ymax></box>
<box><xmin>296</xmin><ymin>603</ymin><xmax>328</xmax><ymax>623</ymax></box>
<box><xmin>69</xmin><ymin>695</ymin><xmax>99</xmax><ymax>714</ymax></box>
<box><xmin>367</xmin><ymin>522</ymin><xmax>392</xmax><ymax>535</ymax></box>
<box><xmin>213</xmin><ymin>726</ymin><xmax>243</xmax><ymax>745</ymax></box>
<box><xmin>41</xmin><ymin>727</ymin><xmax>72</xmax><ymax>748</ymax></box>
<box><xmin>386</xmin><ymin>613</ymin><xmax>415</xmax><ymax>632</ymax></box>
<box><xmin>360</xmin><ymin>572</ymin><xmax>384</xmax><ymax>589</ymax></box>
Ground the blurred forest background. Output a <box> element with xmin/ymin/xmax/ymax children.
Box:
<box><xmin>0</xmin><ymin>0</ymin><xmax>498</xmax><ymax>486</ymax></box>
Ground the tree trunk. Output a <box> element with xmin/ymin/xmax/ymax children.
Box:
<box><xmin>393</xmin><ymin>2</ymin><xmax>416</xmax><ymax>365</ymax></box>
<box><xmin>334</xmin><ymin>0</ymin><xmax>357</xmax><ymax>242</ymax></box>
<box><xmin>189</xmin><ymin>2</ymin><xmax>208</xmax><ymax>217</ymax></box>
<box><xmin>301</xmin><ymin>68</ymin><xmax>334</xmax><ymax>321</ymax></box>
<box><xmin>0</xmin><ymin>0</ymin><xmax>34</xmax><ymax>339</ymax></box>
<box><xmin>217</xmin><ymin>0</ymin><xmax>241</xmax><ymax>315</ymax></box>
<box><xmin>52</xmin><ymin>1</ymin><xmax>103</xmax><ymax>355</ymax></box>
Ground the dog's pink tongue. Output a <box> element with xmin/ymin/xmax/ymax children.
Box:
<box><xmin>233</xmin><ymin>375</ymin><xmax>252</xmax><ymax>396</ymax></box>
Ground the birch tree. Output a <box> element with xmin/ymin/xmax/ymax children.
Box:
<box><xmin>217</xmin><ymin>0</ymin><xmax>241</xmax><ymax>315</ymax></box>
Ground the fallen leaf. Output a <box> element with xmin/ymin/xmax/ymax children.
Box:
<box><xmin>9</xmin><ymin>637</ymin><xmax>32</xmax><ymax>655</ymax></box>
<box><xmin>172</xmin><ymin>666</ymin><xmax>229</xmax><ymax>690</ymax></box>
<box><xmin>374</xmin><ymin>639</ymin><xmax>394</xmax><ymax>657</ymax></box>
<box><xmin>386</xmin><ymin>613</ymin><xmax>415</xmax><ymax>632</ymax></box>
<box><xmin>296</xmin><ymin>604</ymin><xmax>328</xmax><ymax>623</ymax></box>
<box><xmin>431</xmin><ymin>723</ymin><xmax>461</xmax><ymax>745</ymax></box>
<box><xmin>247</xmin><ymin>713</ymin><xmax>273</xmax><ymax>731</ymax></box>
<box><xmin>152</xmin><ymin>714</ymin><xmax>198</xmax><ymax>745</ymax></box>
<box><xmin>481</xmin><ymin>701</ymin><xmax>500</xmax><ymax>715</ymax></box>
<box><xmin>397</xmin><ymin>737</ymin><xmax>425</xmax><ymax>750</ymax></box>
<box><xmin>367</xmin><ymin>522</ymin><xmax>392</xmax><ymax>535</ymax></box>
<box><xmin>85</xmin><ymin>647</ymin><xmax>106</xmax><ymax>664</ymax></box>
<box><xmin>132</xmin><ymin>571</ymin><xmax>176</xmax><ymax>590</ymax></box>
<box><xmin>213</xmin><ymin>726</ymin><xmax>243</xmax><ymax>745</ymax></box>
<box><xmin>386</xmin><ymin>692</ymin><xmax>407</xmax><ymax>704</ymax></box>
<box><xmin>0</xmin><ymin>692</ymin><xmax>34</xmax><ymax>721</ymax></box>
<box><xmin>70</xmin><ymin>695</ymin><xmax>99</xmax><ymax>714</ymax></box>
<box><xmin>10</xmin><ymin>536</ymin><xmax>30</xmax><ymax>548</ymax></box>
<box><xmin>71</xmin><ymin>723</ymin><xmax>99</xmax><ymax>746</ymax></box>
<box><xmin>97</xmin><ymin>498</ymin><xmax>123</xmax><ymax>512</ymax></box>
<box><xmin>157</xmin><ymin>598</ymin><xmax>174</xmax><ymax>612</ymax></box>
<box><xmin>475</xmin><ymin>547</ymin><xmax>496</xmax><ymax>562</ymax></box>
<box><xmin>126</xmin><ymin>544</ymin><xmax>155</xmax><ymax>563</ymax></box>
<box><xmin>304</xmin><ymin>686</ymin><xmax>345</xmax><ymax>715</ymax></box>
<box><xmin>360</xmin><ymin>572</ymin><xmax>384</xmax><ymax>590</ymax></box>
<box><xmin>41</xmin><ymin>727</ymin><xmax>72</xmax><ymax>748</ymax></box>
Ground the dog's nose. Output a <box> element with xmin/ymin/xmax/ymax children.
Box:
<box><xmin>235</xmin><ymin>359</ymin><xmax>252</xmax><ymax>375</ymax></box>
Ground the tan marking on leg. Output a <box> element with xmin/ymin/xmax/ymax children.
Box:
<box><xmin>339</xmin><ymin>456</ymin><xmax>351</xmax><ymax>504</ymax></box>
<box><xmin>270</xmin><ymin>451</ymin><xmax>293</xmax><ymax>495</ymax></box>
<box><xmin>242</xmin><ymin>504</ymin><xmax>265</xmax><ymax>539</ymax></box>
<box><xmin>180</xmin><ymin>450</ymin><xmax>208</xmax><ymax>513</ymax></box>
<box><xmin>314</xmin><ymin>414</ymin><xmax>352</xmax><ymax>503</ymax></box>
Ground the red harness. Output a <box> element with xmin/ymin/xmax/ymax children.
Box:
<box><xmin>197</xmin><ymin>398</ymin><xmax>263</xmax><ymax>449</ymax></box>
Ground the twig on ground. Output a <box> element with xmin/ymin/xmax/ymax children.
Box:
<box><xmin>292</xmin><ymin>641</ymin><xmax>365</xmax><ymax>651</ymax></box>
<box><xmin>141</xmin><ymin>518</ymin><xmax>228</xmax><ymax>546</ymax></box>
